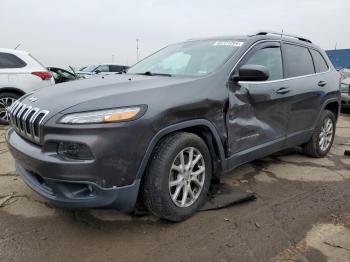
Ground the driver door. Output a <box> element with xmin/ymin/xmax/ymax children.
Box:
<box><xmin>226</xmin><ymin>42</ymin><xmax>289</xmax><ymax>157</ymax></box>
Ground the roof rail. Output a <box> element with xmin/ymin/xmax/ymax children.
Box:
<box><xmin>252</xmin><ymin>31</ymin><xmax>312</xmax><ymax>44</ymax></box>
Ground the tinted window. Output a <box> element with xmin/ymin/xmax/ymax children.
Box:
<box><xmin>283</xmin><ymin>44</ymin><xmax>315</xmax><ymax>78</ymax></box>
<box><xmin>110</xmin><ymin>65</ymin><xmax>124</xmax><ymax>72</ymax></box>
<box><xmin>0</xmin><ymin>52</ymin><xmax>27</xmax><ymax>69</ymax></box>
<box><xmin>310</xmin><ymin>49</ymin><xmax>329</xmax><ymax>73</ymax></box>
<box><xmin>244</xmin><ymin>46</ymin><xmax>283</xmax><ymax>80</ymax></box>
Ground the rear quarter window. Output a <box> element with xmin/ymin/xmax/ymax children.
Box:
<box><xmin>0</xmin><ymin>52</ymin><xmax>27</xmax><ymax>69</ymax></box>
<box><xmin>283</xmin><ymin>44</ymin><xmax>315</xmax><ymax>78</ymax></box>
<box><xmin>310</xmin><ymin>49</ymin><xmax>329</xmax><ymax>73</ymax></box>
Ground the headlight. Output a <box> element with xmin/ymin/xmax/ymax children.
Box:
<box><xmin>59</xmin><ymin>106</ymin><xmax>142</xmax><ymax>124</ymax></box>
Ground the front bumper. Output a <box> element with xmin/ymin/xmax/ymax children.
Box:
<box><xmin>15</xmin><ymin>161</ymin><xmax>140</xmax><ymax>210</ymax></box>
<box><xmin>6</xmin><ymin>128</ymin><xmax>143</xmax><ymax>210</ymax></box>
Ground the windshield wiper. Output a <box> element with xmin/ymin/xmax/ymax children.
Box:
<box><xmin>137</xmin><ymin>71</ymin><xmax>172</xmax><ymax>77</ymax></box>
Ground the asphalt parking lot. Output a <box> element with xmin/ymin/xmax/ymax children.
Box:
<box><xmin>0</xmin><ymin>114</ymin><xmax>350</xmax><ymax>262</ymax></box>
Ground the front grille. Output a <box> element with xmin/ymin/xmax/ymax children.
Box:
<box><xmin>9</xmin><ymin>101</ymin><xmax>49</xmax><ymax>144</ymax></box>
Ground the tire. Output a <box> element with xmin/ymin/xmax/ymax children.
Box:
<box><xmin>0</xmin><ymin>92</ymin><xmax>20</xmax><ymax>125</ymax></box>
<box><xmin>143</xmin><ymin>132</ymin><xmax>212</xmax><ymax>222</ymax></box>
<box><xmin>303</xmin><ymin>110</ymin><xmax>336</xmax><ymax>158</ymax></box>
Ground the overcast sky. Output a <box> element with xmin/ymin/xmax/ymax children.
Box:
<box><xmin>1</xmin><ymin>0</ymin><xmax>349</xmax><ymax>68</ymax></box>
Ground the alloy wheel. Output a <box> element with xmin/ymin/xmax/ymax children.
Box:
<box><xmin>319</xmin><ymin>117</ymin><xmax>334</xmax><ymax>151</ymax></box>
<box><xmin>169</xmin><ymin>147</ymin><xmax>206</xmax><ymax>208</ymax></box>
<box><xmin>0</xmin><ymin>97</ymin><xmax>16</xmax><ymax>122</ymax></box>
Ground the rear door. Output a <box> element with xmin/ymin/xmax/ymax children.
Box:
<box><xmin>227</xmin><ymin>41</ymin><xmax>289</xmax><ymax>155</ymax></box>
<box><xmin>281</xmin><ymin>43</ymin><xmax>324</xmax><ymax>144</ymax></box>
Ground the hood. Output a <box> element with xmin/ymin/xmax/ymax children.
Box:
<box><xmin>20</xmin><ymin>74</ymin><xmax>199</xmax><ymax>116</ymax></box>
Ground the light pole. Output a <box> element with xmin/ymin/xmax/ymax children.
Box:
<box><xmin>136</xmin><ymin>39</ymin><xmax>140</xmax><ymax>62</ymax></box>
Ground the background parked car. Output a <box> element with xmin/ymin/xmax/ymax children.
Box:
<box><xmin>77</xmin><ymin>63</ymin><xmax>129</xmax><ymax>78</ymax></box>
<box><xmin>47</xmin><ymin>67</ymin><xmax>80</xmax><ymax>84</ymax></box>
<box><xmin>338</xmin><ymin>68</ymin><xmax>350</xmax><ymax>81</ymax></box>
<box><xmin>341</xmin><ymin>78</ymin><xmax>350</xmax><ymax>109</ymax></box>
<box><xmin>0</xmin><ymin>48</ymin><xmax>54</xmax><ymax>124</ymax></box>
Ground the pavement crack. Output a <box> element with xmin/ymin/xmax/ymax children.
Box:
<box><xmin>0</xmin><ymin>193</ymin><xmax>15</xmax><ymax>207</ymax></box>
<box><xmin>0</xmin><ymin>150</ymin><xmax>8</xmax><ymax>154</ymax></box>
<box><xmin>0</xmin><ymin>173</ymin><xmax>17</xmax><ymax>177</ymax></box>
<box><xmin>323</xmin><ymin>241</ymin><xmax>350</xmax><ymax>252</ymax></box>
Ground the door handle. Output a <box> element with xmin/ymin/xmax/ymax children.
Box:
<box><xmin>318</xmin><ymin>81</ymin><xmax>327</xmax><ymax>87</ymax></box>
<box><xmin>275</xmin><ymin>87</ymin><xmax>290</xmax><ymax>94</ymax></box>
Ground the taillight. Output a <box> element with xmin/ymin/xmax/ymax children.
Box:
<box><xmin>31</xmin><ymin>71</ymin><xmax>52</xmax><ymax>80</ymax></box>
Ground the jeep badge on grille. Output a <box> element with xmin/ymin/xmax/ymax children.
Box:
<box><xmin>29</xmin><ymin>97</ymin><xmax>38</xmax><ymax>102</ymax></box>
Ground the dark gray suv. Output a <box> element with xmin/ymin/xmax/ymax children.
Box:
<box><xmin>6</xmin><ymin>31</ymin><xmax>341</xmax><ymax>221</ymax></box>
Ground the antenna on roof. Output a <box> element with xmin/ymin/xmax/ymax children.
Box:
<box><xmin>281</xmin><ymin>29</ymin><xmax>284</xmax><ymax>39</ymax></box>
<box><xmin>136</xmin><ymin>39</ymin><xmax>140</xmax><ymax>62</ymax></box>
<box><xmin>14</xmin><ymin>43</ymin><xmax>21</xmax><ymax>50</ymax></box>
<box><xmin>334</xmin><ymin>43</ymin><xmax>338</xmax><ymax>50</ymax></box>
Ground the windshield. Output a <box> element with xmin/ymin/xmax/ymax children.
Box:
<box><xmin>128</xmin><ymin>40</ymin><xmax>244</xmax><ymax>77</ymax></box>
<box><xmin>82</xmin><ymin>65</ymin><xmax>97</xmax><ymax>72</ymax></box>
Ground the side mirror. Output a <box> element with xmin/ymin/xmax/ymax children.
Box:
<box><xmin>232</xmin><ymin>64</ymin><xmax>269</xmax><ymax>82</ymax></box>
<box><xmin>95</xmin><ymin>70</ymin><xmax>101</xmax><ymax>74</ymax></box>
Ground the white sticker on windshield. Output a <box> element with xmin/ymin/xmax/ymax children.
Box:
<box><xmin>213</xmin><ymin>41</ymin><xmax>244</xmax><ymax>47</ymax></box>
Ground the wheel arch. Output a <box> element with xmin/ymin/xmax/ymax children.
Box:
<box><xmin>0</xmin><ymin>87</ymin><xmax>26</xmax><ymax>97</ymax></box>
<box><xmin>136</xmin><ymin>119</ymin><xmax>226</xmax><ymax>180</ymax></box>
<box><xmin>324</xmin><ymin>100</ymin><xmax>340</xmax><ymax>121</ymax></box>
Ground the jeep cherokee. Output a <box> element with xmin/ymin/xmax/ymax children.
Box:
<box><xmin>6</xmin><ymin>31</ymin><xmax>341</xmax><ymax>221</ymax></box>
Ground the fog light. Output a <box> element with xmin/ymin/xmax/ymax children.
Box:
<box><xmin>57</xmin><ymin>142</ymin><xmax>93</xmax><ymax>160</ymax></box>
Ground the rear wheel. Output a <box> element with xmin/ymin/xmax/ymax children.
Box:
<box><xmin>303</xmin><ymin>110</ymin><xmax>336</xmax><ymax>158</ymax></box>
<box><xmin>143</xmin><ymin>132</ymin><xmax>212</xmax><ymax>222</ymax></box>
<box><xmin>0</xmin><ymin>92</ymin><xmax>19</xmax><ymax>125</ymax></box>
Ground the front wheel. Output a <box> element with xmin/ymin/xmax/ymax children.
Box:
<box><xmin>303</xmin><ymin>110</ymin><xmax>336</xmax><ymax>158</ymax></box>
<box><xmin>0</xmin><ymin>92</ymin><xmax>20</xmax><ymax>125</ymax></box>
<box><xmin>143</xmin><ymin>132</ymin><xmax>212</xmax><ymax>222</ymax></box>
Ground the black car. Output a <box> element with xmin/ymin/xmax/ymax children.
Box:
<box><xmin>6</xmin><ymin>31</ymin><xmax>341</xmax><ymax>221</ymax></box>
<box><xmin>47</xmin><ymin>67</ymin><xmax>79</xmax><ymax>84</ymax></box>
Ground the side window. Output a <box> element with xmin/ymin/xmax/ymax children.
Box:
<box><xmin>96</xmin><ymin>65</ymin><xmax>109</xmax><ymax>72</ymax></box>
<box><xmin>243</xmin><ymin>46</ymin><xmax>283</xmax><ymax>81</ymax></box>
<box><xmin>0</xmin><ymin>52</ymin><xmax>27</xmax><ymax>69</ymax></box>
<box><xmin>110</xmin><ymin>65</ymin><xmax>123</xmax><ymax>72</ymax></box>
<box><xmin>310</xmin><ymin>49</ymin><xmax>329</xmax><ymax>73</ymax></box>
<box><xmin>283</xmin><ymin>44</ymin><xmax>315</xmax><ymax>78</ymax></box>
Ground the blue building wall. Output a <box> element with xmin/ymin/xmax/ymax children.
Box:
<box><xmin>326</xmin><ymin>49</ymin><xmax>350</xmax><ymax>69</ymax></box>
